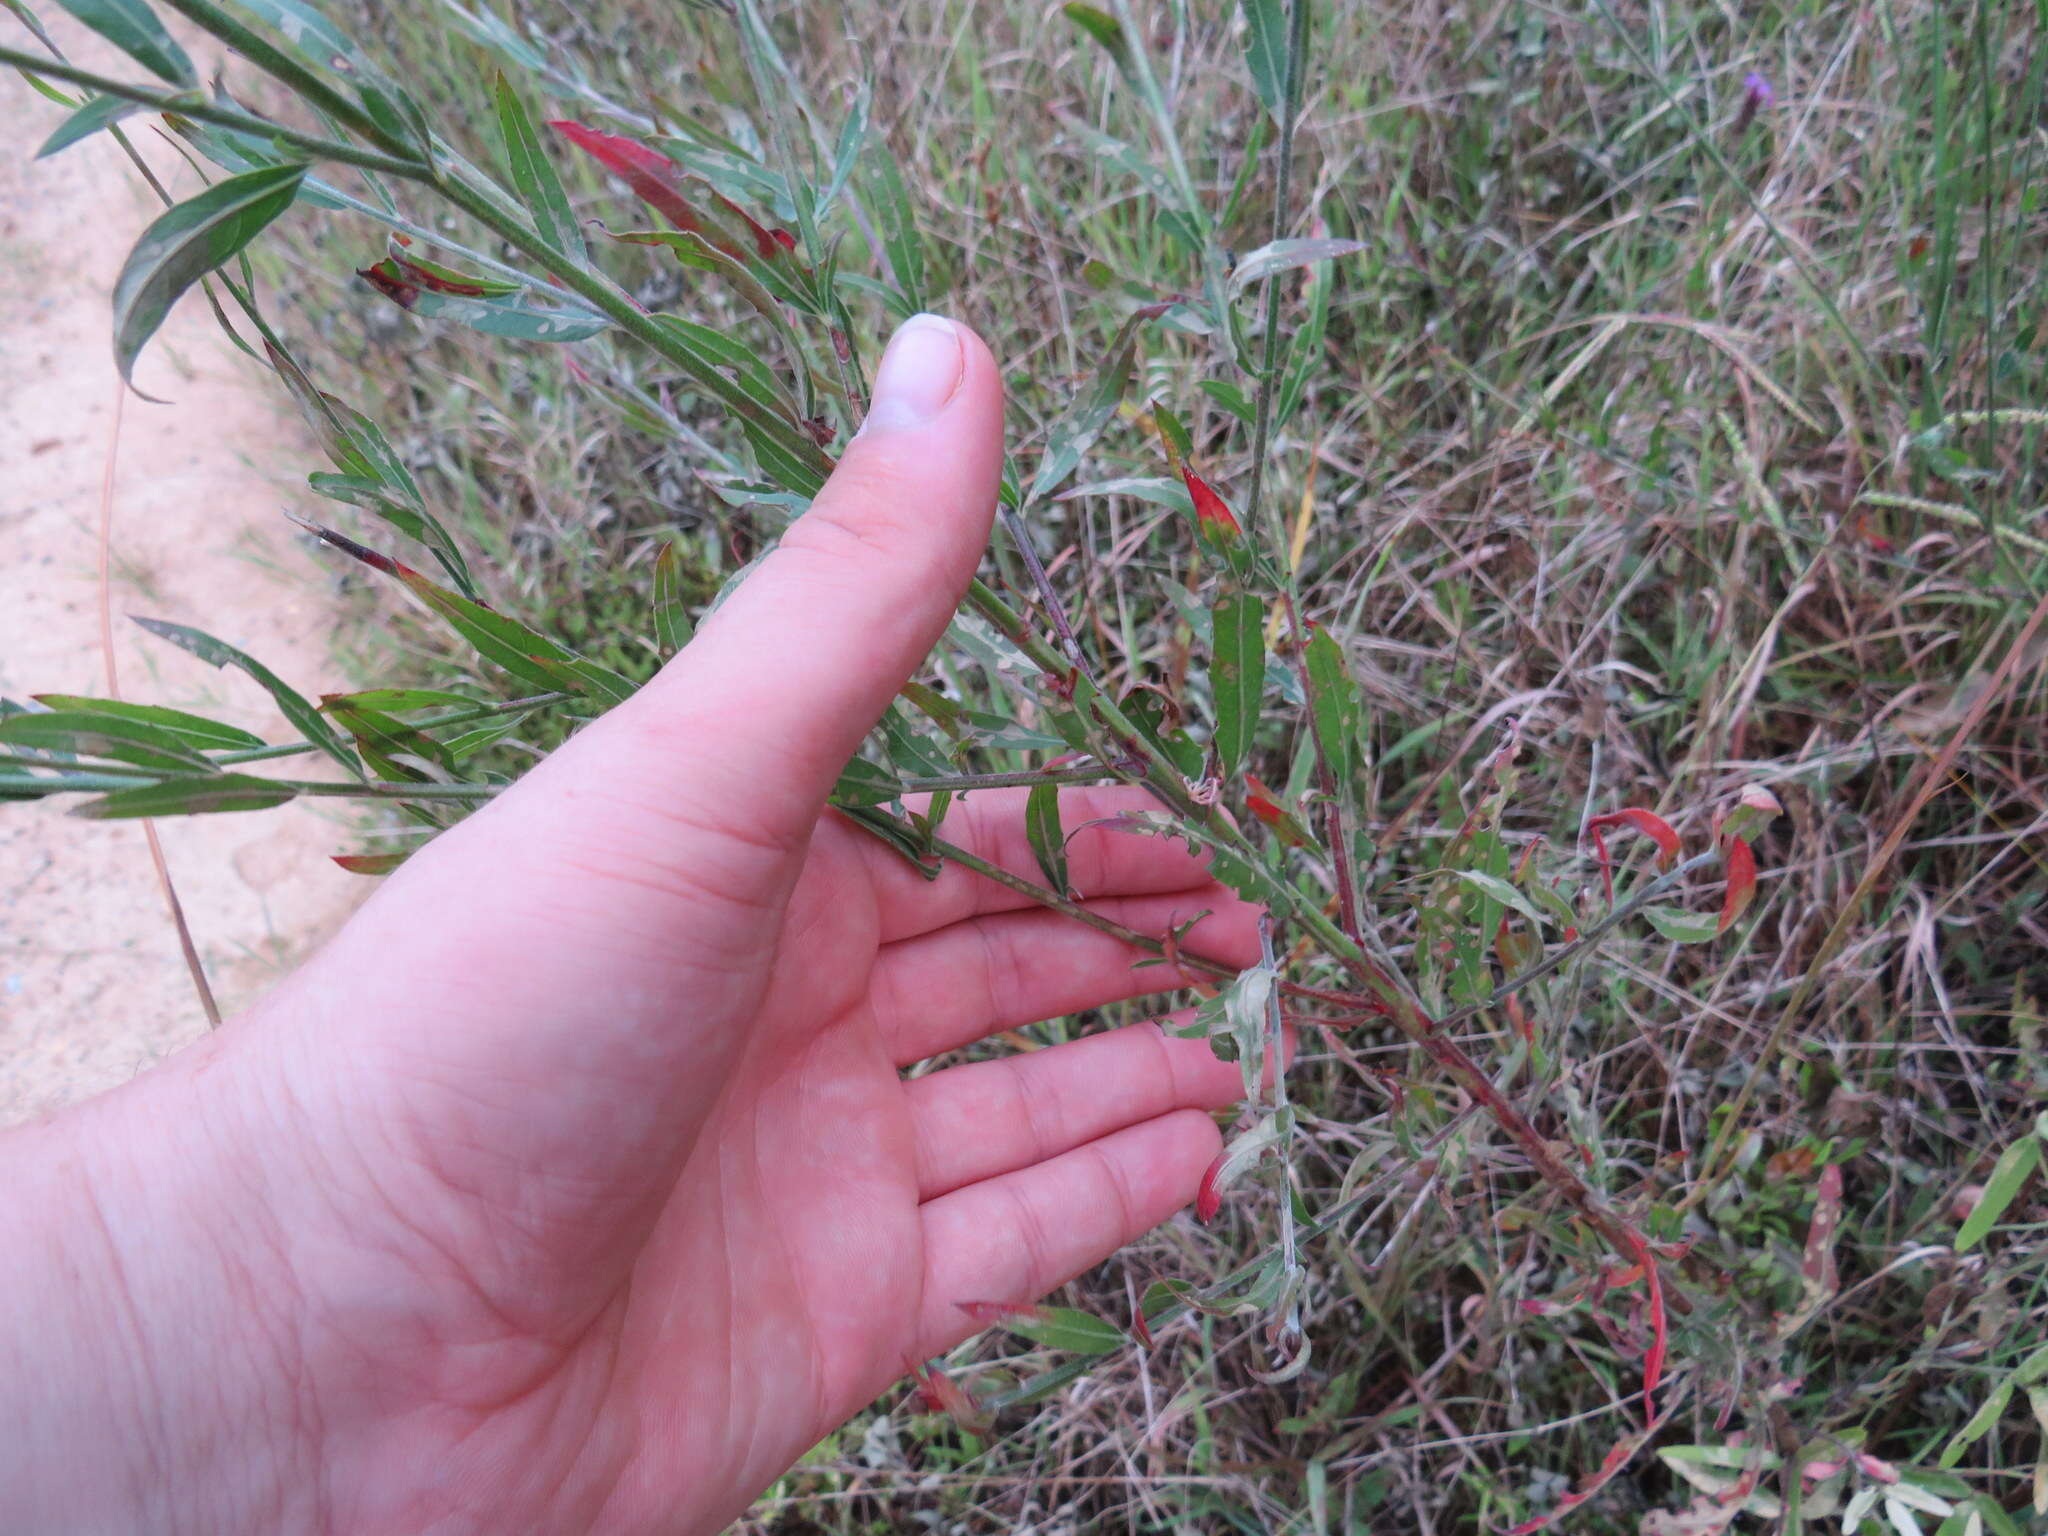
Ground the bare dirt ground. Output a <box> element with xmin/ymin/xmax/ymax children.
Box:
<box><xmin>1</xmin><ymin>92</ymin><xmax>365</xmax><ymax>1125</ymax></box>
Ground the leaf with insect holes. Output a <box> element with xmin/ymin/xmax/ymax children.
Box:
<box><xmin>302</xmin><ymin>524</ymin><xmax>639</xmax><ymax>708</ymax></box>
<box><xmin>30</xmin><ymin>696</ymin><xmax>264</xmax><ymax>751</ymax></box>
<box><xmin>1956</xmin><ymin>1134</ymin><xmax>2041</xmax><ymax>1252</ymax></box>
<box><xmin>1024</xmin><ymin>781</ymin><xmax>1070</xmax><ymax>897</ymax></box>
<box><xmin>831</xmin><ymin>755</ymin><xmax>904</xmax><ymax>809</ymax></box>
<box><xmin>1237</xmin><ymin>0</ymin><xmax>1290</xmax><ymax>121</ymax></box>
<box><xmin>73</xmin><ymin>773</ymin><xmax>297</xmax><ymax>819</ymax></box>
<box><xmin>56</xmin><ymin>0</ymin><xmax>194</xmax><ymax>84</ymax></box>
<box><xmin>1210</xmin><ymin>590</ymin><xmax>1265</xmax><ymax>778</ymax></box>
<box><xmin>495</xmin><ymin>74</ymin><xmax>585</xmax><ymax>266</ymax></box>
<box><xmin>1718</xmin><ymin>835</ymin><xmax>1757</xmax><ymax>932</ymax></box>
<box><xmin>1303</xmin><ymin>624</ymin><xmax>1361</xmax><ymax>784</ymax></box>
<box><xmin>37</xmin><ymin>92</ymin><xmax>153</xmax><ymax>159</ymax></box>
<box><xmin>1062</xmin><ymin>3</ymin><xmax>1136</xmax><ymax>85</ymax></box>
<box><xmin>133</xmin><ymin>617</ymin><xmax>358</xmax><ymax>773</ymax></box>
<box><xmin>113</xmin><ymin>164</ymin><xmax>305</xmax><ymax>391</ymax></box>
<box><xmin>1029</xmin><ymin>305</ymin><xmax>1166</xmax><ymax>502</ymax></box>
<box><xmin>0</xmin><ymin>710</ymin><xmax>218</xmax><ymax>774</ymax></box>
<box><xmin>1227</xmin><ymin>237</ymin><xmax>1365</xmax><ymax>296</ymax></box>
<box><xmin>1641</xmin><ymin>906</ymin><xmax>1723</xmax><ymax>944</ymax></box>
<box><xmin>957</xmin><ymin>1300</ymin><xmax>1126</xmax><ymax>1355</ymax></box>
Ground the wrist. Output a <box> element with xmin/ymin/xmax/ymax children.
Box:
<box><xmin>0</xmin><ymin>1035</ymin><xmax>320</xmax><ymax>1535</ymax></box>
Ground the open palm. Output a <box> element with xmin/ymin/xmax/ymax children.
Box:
<box><xmin>10</xmin><ymin>317</ymin><xmax>1258</xmax><ymax>1535</ymax></box>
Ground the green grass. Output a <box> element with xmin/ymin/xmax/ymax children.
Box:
<box><xmin>232</xmin><ymin>0</ymin><xmax>2048</xmax><ymax>1528</ymax></box>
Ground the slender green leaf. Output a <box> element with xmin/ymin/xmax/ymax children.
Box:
<box><xmin>965</xmin><ymin>1301</ymin><xmax>1127</xmax><ymax>1356</ymax></box>
<box><xmin>495</xmin><ymin>73</ymin><xmax>585</xmax><ymax>265</ymax></box>
<box><xmin>1939</xmin><ymin>1379</ymin><xmax>2014</xmax><ymax>1468</ymax></box>
<box><xmin>29</xmin><ymin>695</ymin><xmax>264</xmax><ymax>750</ymax></box>
<box><xmin>36</xmin><ymin>91</ymin><xmax>149</xmax><ymax>158</ymax></box>
<box><xmin>1063</xmin><ymin>3</ymin><xmax>1136</xmax><ymax>85</ymax></box>
<box><xmin>1228</xmin><ymin>237</ymin><xmax>1363</xmax><ymax>295</ymax></box>
<box><xmin>1028</xmin><ymin>305</ymin><xmax>1164</xmax><ymax>502</ymax></box>
<box><xmin>132</xmin><ymin>616</ymin><xmax>358</xmax><ymax>772</ymax></box>
<box><xmin>113</xmin><ymin>164</ymin><xmax>306</xmax><ymax>388</ymax></box>
<box><xmin>325</xmin><ymin>701</ymin><xmax>454</xmax><ymax>782</ymax></box>
<box><xmin>652</xmin><ymin>540</ymin><xmax>694</xmax><ymax>658</ymax></box>
<box><xmin>1238</xmin><ymin>0</ymin><xmax>1289</xmax><ymax>121</ymax></box>
<box><xmin>1303</xmin><ymin>624</ymin><xmax>1359</xmax><ymax>783</ymax></box>
<box><xmin>1025</xmin><ymin>781</ymin><xmax>1070</xmax><ymax>897</ymax></box>
<box><xmin>56</xmin><ymin>0</ymin><xmax>194</xmax><ymax>84</ymax></box>
<box><xmin>1641</xmin><ymin>905</ymin><xmax>1724</xmax><ymax>944</ymax></box>
<box><xmin>1449</xmin><ymin>870</ymin><xmax>1553</xmax><ymax>931</ymax></box>
<box><xmin>73</xmin><ymin>773</ymin><xmax>296</xmax><ymax>819</ymax></box>
<box><xmin>0</xmin><ymin>709</ymin><xmax>216</xmax><ymax>773</ymax></box>
<box><xmin>1957</xmin><ymin>1135</ymin><xmax>2041</xmax><ymax>1251</ymax></box>
<box><xmin>1210</xmin><ymin>590</ymin><xmax>1265</xmax><ymax>778</ymax></box>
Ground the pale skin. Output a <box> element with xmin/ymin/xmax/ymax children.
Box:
<box><xmin>0</xmin><ymin>315</ymin><xmax>1263</xmax><ymax>1533</ymax></box>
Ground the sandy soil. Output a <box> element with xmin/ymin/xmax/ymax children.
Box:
<box><xmin>1</xmin><ymin>84</ymin><xmax>366</xmax><ymax>1124</ymax></box>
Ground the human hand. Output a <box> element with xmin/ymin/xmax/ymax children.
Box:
<box><xmin>1</xmin><ymin>315</ymin><xmax>1261</xmax><ymax>1534</ymax></box>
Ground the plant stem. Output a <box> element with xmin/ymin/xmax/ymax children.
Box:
<box><xmin>0</xmin><ymin>47</ymin><xmax>425</xmax><ymax>177</ymax></box>
<box><xmin>899</xmin><ymin>766</ymin><xmax>1116</xmax><ymax>794</ymax></box>
<box><xmin>1240</xmin><ymin>0</ymin><xmax>1313</xmax><ymax>546</ymax></box>
<box><xmin>152</xmin><ymin>0</ymin><xmax>415</xmax><ymax>160</ymax></box>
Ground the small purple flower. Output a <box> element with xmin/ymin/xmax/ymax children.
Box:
<box><xmin>1735</xmin><ymin>71</ymin><xmax>1774</xmax><ymax>133</ymax></box>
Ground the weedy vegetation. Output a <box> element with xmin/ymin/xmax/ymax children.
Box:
<box><xmin>5</xmin><ymin>0</ymin><xmax>2048</xmax><ymax>1529</ymax></box>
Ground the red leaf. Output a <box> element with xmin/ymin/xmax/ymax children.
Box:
<box><xmin>550</xmin><ymin>120</ymin><xmax>697</xmax><ymax>229</ymax></box>
<box><xmin>903</xmin><ymin>1357</ymin><xmax>992</xmax><ymax>1434</ymax></box>
<box><xmin>1586</xmin><ymin>807</ymin><xmax>1681</xmax><ymax>868</ymax></box>
<box><xmin>1180</xmin><ymin>466</ymin><xmax>1242</xmax><ymax>540</ymax></box>
<box><xmin>356</xmin><ymin>260</ymin><xmax>419</xmax><ymax>309</ymax></box>
<box><xmin>1195</xmin><ymin>1149</ymin><xmax>1226</xmax><ymax>1223</ymax></box>
<box><xmin>1718</xmin><ymin>835</ymin><xmax>1757</xmax><ymax>932</ymax></box>
<box><xmin>331</xmin><ymin>852</ymin><xmax>407</xmax><ymax>875</ymax></box>
<box><xmin>1641</xmin><ymin>1250</ymin><xmax>1668</xmax><ymax>1419</ymax></box>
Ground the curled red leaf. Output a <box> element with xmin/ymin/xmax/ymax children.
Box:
<box><xmin>1194</xmin><ymin>1149</ymin><xmax>1226</xmax><ymax>1223</ymax></box>
<box><xmin>1586</xmin><ymin>807</ymin><xmax>1681</xmax><ymax>868</ymax></box>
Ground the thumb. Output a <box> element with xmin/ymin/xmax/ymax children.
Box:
<box><xmin>516</xmin><ymin>312</ymin><xmax>1005</xmax><ymax>864</ymax></box>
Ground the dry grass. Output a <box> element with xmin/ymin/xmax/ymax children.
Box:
<box><xmin>258</xmin><ymin>0</ymin><xmax>2048</xmax><ymax>1528</ymax></box>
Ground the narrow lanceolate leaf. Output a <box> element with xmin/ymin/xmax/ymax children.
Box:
<box><xmin>652</xmin><ymin>540</ymin><xmax>693</xmax><ymax>658</ymax></box>
<box><xmin>113</xmin><ymin>164</ymin><xmax>306</xmax><ymax>389</ymax></box>
<box><xmin>332</xmin><ymin>850</ymin><xmax>410</xmax><ymax>876</ymax></box>
<box><xmin>301</xmin><ymin>524</ymin><xmax>638</xmax><ymax>707</ymax></box>
<box><xmin>73</xmin><ymin>773</ymin><xmax>296</xmax><ymax>819</ymax></box>
<box><xmin>1237</xmin><ymin>0</ymin><xmax>1290</xmax><ymax>121</ymax></box>
<box><xmin>56</xmin><ymin>0</ymin><xmax>195</xmax><ymax>84</ymax></box>
<box><xmin>1588</xmin><ymin>807</ymin><xmax>1682</xmax><ymax>867</ymax></box>
<box><xmin>1024</xmin><ymin>781</ymin><xmax>1070</xmax><ymax>897</ymax></box>
<box><xmin>552</xmin><ymin>121</ymin><xmax>797</xmax><ymax>270</ymax></box>
<box><xmin>1957</xmin><ymin>1135</ymin><xmax>2042</xmax><ymax>1252</ymax></box>
<box><xmin>957</xmin><ymin>1300</ymin><xmax>1126</xmax><ymax>1356</ymax></box>
<box><xmin>495</xmin><ymin>74</ymin><xmax>585</xmax><ymax>265</ymax></box>
<box><xmin>1210</xmin><ymin>590</ymin><xmax>1265</xmax><ymax>779</ymax></box>
<box><xmin>37</xmin><ymin>92</ymin><xmax>150</xmax><ymax>158</ymax></box>
<box><xmin>132</xmin><ymin>616</ymin><xmax>357</xmax><ymax>773</ymax></box>
<box><xmin>0</xmin><ymin>709</ymin><xmax>216</xmax><ymax>774</ymax></box>
<box><xmin>1028</xmin><ymin>304</ymin><xmax>1168</xmax><ymax>502</ymax></box>
<box><xmin>1640</xmin><ymin>906</ymin><xmax>1722</xmax><ymax>944</ymax></box>
<box><xmin>29</xmin><ymin>696</ymin><xmax>264</xmax><ymax>750</ymax></box>
<box><xmin>1062</xmin><ymin>3</ymin><xmax>1137</xmax><ymax>85</ymax></box>
<box><xmin>1303</xmin><ymin>623</ymin><xmax>1360</xmax><ymax>784</ymax></box>
<box><xmin>1227</xmin><ymin>237</ymin><xmax>1365</xmax><ymax>295</ymax></box>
